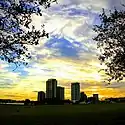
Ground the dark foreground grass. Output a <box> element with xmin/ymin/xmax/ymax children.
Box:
<box><xmin>0</xmin><ymin>103</ymin><xmax>125</xmax><ymax>125</ymax></box>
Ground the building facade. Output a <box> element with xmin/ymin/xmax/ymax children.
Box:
<box><xmin>71</xmin><ymin>82</ymin><xmax>80</xmax><ymax>102</ymax></box>
<box><xmin>46</xmin><ymin>79</ymin><xmax>57</xmax><ymax>99</ymax></box>
<box><xmin>37</xmin><ymin>91</ymin><xmax>45</xmax><ymax>102</ymax></box>
<box><xmin>80</xmin><ymin>92</ymin><xmax>87</xmax><ymax>102</ymax></box>
<box><xmin>56</xmin><ymin>86</ymin><xmax>64</xmax><ymax>100</ymax></box>
<box><xmin>93</xmin><ymin>94</ymin><xmax>99</xmax><ymax>103</ymax></box>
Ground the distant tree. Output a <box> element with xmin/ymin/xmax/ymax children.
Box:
<box><xmin>93</xmin><ymin>6</ymin><xmax>125</xmax><ymax>83</ymax></box>
<box><xmin>0</xmin><ymin>0</ymin><xmax>57</xmax><ymax>68</ymax></box>
<box><xmin>24</xmin><ymin>98</ymin><xmax>30</xmax><ymax>105</ymax></box>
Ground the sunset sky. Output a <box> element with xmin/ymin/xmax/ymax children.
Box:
<box><xmin>1</xmin><ymin>0</ymin><xmax>125</xmax><ymax>100</ymax></box>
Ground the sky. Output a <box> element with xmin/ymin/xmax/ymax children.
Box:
<box><xmin>1</xmin><ymin>0</ymin><xmax>125</xmax><ymax>100</ymax></box>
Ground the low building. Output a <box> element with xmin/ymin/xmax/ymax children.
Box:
<box><xmin>93</xmin><ymin>94</ymin><xmax>99</xmax><ymax>103</ymax></box>
<box><xmin>37</xmin><ymin>91</ymin><xmax>45</xmax><ymax>102</ymax></box>
<box><xmin>80</xmin><ymin>92</ymin><xmax>87</xmax><ymax>102</ymax></box>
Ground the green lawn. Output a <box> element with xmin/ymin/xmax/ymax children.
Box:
<box><xmin>0</xmin><ymin>103</ymin><xmax>125</xmax><ymax>125</ymax></box>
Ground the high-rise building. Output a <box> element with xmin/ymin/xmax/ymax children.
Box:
<box><xmin>93</xmin><ymin>94</ymin><xmax>99</xmax><ymax>103</ymax></box>
<box><xmin>80</xmin><ymin>92</ymin><xmax>87</xmax><ymax>102</ymax></box>
<box><xmin>71</xmin><ymin>82</ymin><xmax>80</xmax><ymax>102</ymax></box>
<box><xmin>46</xmin><ymin>79</ymin><xmax>57</xmax><ymax>99</ymax></box>
<box><xmin>56</xmin><ymin>86</ymin><xmax>64</xmax><ymax>100</ymax></box>
<box><xmin>37</xmin><ymin>91</ymin><xmax>45</xmax><ymax>102</ymax></box>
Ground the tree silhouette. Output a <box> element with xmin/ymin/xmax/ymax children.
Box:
<box><xmin>93</xmin><ymin>7</ymin><xmax>125</xmax><ymax>83</ymax></box>
<box><xmin>0</xmin><ymin>0</ymin><xmax>57</xmax><ymax>68</ymax></box>
<box><xmin>24</xmin><ymin>98</ymin><xmax>30</xmax><ymax>105</ymax></box>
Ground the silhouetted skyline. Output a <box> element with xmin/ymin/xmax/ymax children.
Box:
<box><xmin>36</xmin><ymin>79</ymin><xmax>99</xmax><ymax>103</ymax></box>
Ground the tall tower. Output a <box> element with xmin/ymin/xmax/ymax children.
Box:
<box><xmin>56</xmin><ymin>86</ymin><xmax>64</xmax><ymax>100</ymax></box>
<box><xmin>71</xmin><ymin>82</ymin><xmax>80</xmax><ymax>103</ymax></box>
<box><xmin>46</xmin><ymin>79</ymin><xmax>57</xmax><ymax>99</ymax></box>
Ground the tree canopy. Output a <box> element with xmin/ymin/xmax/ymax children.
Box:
<box><xmin>93</xmin><ymin>7</ymin><xmax>125</xmax><ymax>83</ymax></box>
<box><xmin>0</xmin><ymin>0</ymin><xmax>57</xmax><ymax>68</ymax></box>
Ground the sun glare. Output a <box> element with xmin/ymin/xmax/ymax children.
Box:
<box><xmin>93</xmin><ymin>73</ymin><xmax>101</xmax><ymax>81</ymax></box>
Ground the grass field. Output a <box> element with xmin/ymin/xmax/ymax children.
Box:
<box><xmin>0</xmin><ymin>103</ymin><xmax>125</xmax><ymax>125</ymax></box>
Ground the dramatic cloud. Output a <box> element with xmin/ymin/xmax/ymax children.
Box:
<box><xmin>1</xmin><ymin>0</ymin><xmax>125</xmax><ymax>100</ymax></box>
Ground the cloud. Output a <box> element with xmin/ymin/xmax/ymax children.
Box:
<box><xmin>106</xmin><ymin>82</ymin><xmax>125</xmax><ymax>89</ymax></box>
<box><xmin>57</xmin><ymin>0</ymin><xmax>108</xmax><ymax>12</ymax></box>
<box><xmin>109</xmin><ymin>0</ymin><xmax>125</xmax><ymax>10</ymax></box>
<box><xmin>1</xmin><ymin>0</ymin><xmax>125</xmax><ymax>100</ymax></box>
<box><xmin>44</xmin><ymin>36</ymin><xmax>83</xmax><ymax>58</ymax></box>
